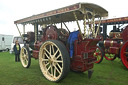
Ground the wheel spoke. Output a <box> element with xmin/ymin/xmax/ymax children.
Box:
<box><xmin>44</xmin><ymin>53</ymin><xmax>50</xmax><ymax>59</ymax></box>
<box><xmin>44</xmin><ymin>48</ymin><xmax>50</xmax><ymax>55</ymax></box>
<box><xmin>54</xmin><ymin>49</ymin><xmax>59</xmax><ymax>57</ymax></box>
<box><xmin>51</xmin><ymin>65</ymin><xmax>53</xmax><ymax>76</ymax></box>
<box><xmin>124</xmin><ymin>52</ymin><xmax>128</xmax><ymax>54</ymax></box>
<box><xmin>42</xmin><ymin>58</ymin><xmax>49</xmax><ymax>62</ymax></box>
<box><xmin>54</xmin><ymin>60</ymin><xmax>62</xmax><ymax>63</ymax></box>
<box><xmin>97</xmin><ymin>56</ymin><xmax>100</xmax><ymax>60</ymax></box>
<box><xmin>56</xmin><ymin>54</ymin><xmax>61</xmax><ymax>59</ymax></box>
<box><xmin>23</xmin><ymin>59</ymin><xmax>28</xmax><ymax>65</ymax></box>
<box><xmin>46</xmin><ymin>65</ymin><xmax>51</xmax><ymax>73</ymax></box>
<box><xmin>54</xmin><ymin>66</ymin><xmax>56</xmax><ymax>77</ymax></box>
<box><xmin>56</xmin><ymin>63</ymin><xmax>62</xmax><ymax>72</ymax></box>
<box><xmin>45</xmin><ymin>62</ymin><xmax>50</xmax><ymax>67</ymax></box>
<box><xmin>50</xmin><ymin>45</ymin><xmax>52</xmax><ymax>56</ymax></box>
<box><xmin>54</xmin><ymin>65</ymin><xmax>61</xmax><ymax>74</ymax></box>
<box><xmin>52</xmin><ymin>45</ymin><xmax>55</xmax><ymax>54</ymax></box>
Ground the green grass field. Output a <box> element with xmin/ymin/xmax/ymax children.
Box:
<box><xmin>0</xmin><ymin>52</ymin><xmax>128</xmax><ymax>85</ymax></box>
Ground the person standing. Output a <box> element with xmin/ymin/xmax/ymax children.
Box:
<box><xmin>13</xmin><ymin>40</ymin><xmax>21</xmax><ymax>62</ymax></box>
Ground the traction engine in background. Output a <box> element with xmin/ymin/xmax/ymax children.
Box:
<box><xmin>95</xmin><ymin>25</ymin><xmax>128</xmax><ymax>69</ymax></box>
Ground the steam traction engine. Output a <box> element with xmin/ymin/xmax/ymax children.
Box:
<box><xmin>14</xmin><ymin>3</ymin><xmax>108</xmax><ymax>82</ymax></box>
<box><xmin>94</xmin><ymin>16</ymin><xmax>128</xmax><ymax>69</ymax></box>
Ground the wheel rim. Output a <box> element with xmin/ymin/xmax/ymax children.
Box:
<box><xmin>104</xmin><ymin>53</ymin><xmax>116</xmax><ymax>60</ymax></box>
<box><xmin>121</xmin><ymin>42</ymin><xmax>128</xmax><ymax>68</ymax></box>
<box><xmin>20</xmin><ymin>47</ymin><xmax>29</xmax><ymax>67</ymax></box>
<box><xmin>104</xmin><ymin>49</ymin><xmax>116</xmax><ymax>60</ymax></box>
<box><xmin>94</xmin><ymin>47</ymin><xmax>102</xmax><ymax>63</ymax></box>
<box><xmin>39</xmin><ymin>41</ymin><xmax>63</xmax><ymax>81</ymax></box>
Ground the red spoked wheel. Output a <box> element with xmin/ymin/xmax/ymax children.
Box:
<box><xmin>120</xmin><ymin>41</ymin><xmax>128</xmax><ymax>69</ymax></box>
<box><xmin>104</xmin><ymin>49</ymin><xmax>116</xmax><ymax>61</ymax></box>
<box><xmin>94</xmin><ymin>46</ymin><xmax>104</xmax><ymax>64</ymax></box>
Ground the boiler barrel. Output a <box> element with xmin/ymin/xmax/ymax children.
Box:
<box><xmin>99</xmin><ymin>40</ymin><xmax>123</xmax><ymax>48</ymax></box>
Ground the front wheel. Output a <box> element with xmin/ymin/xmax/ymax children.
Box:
<box><xmin>104</xmin><ymin>49</ymin><xmax>116</xmax><ymax>61</ymax></box>
<box><xmin>104</xmin><ymin>53</ymin><xmax>116</xmax><ymax>61</ymax></box>
<box><xmin>39</xmin><ymin>40</ymin><xmax>70</xmax><ymax>82</ymax></box>
<box><xmin>94</xmin><ymin>46</ymin><xmax>104</xmax><ymax>64</ymax></box>
<box><xmin>20</xmin><ymin>46</ymin><xmax>31</xmax><ymax>68</ymax></box>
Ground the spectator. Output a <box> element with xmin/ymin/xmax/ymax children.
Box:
<box><xmin>13</xmin><ymin>40</ymin><xmax>21</xmax><ymax>62</ymax></box>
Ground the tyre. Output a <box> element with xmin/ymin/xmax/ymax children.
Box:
<box><xmin>39</xmin><ymin>40</ymin><xmax>70</xmax><ymax>82</ymax></box>
<box><xmin>20</xmin><ymin>46</ymin><xmax>31</xmax><ymax>68</ymax></box>
<box><xmin>94</xmin><ymin>46</ymin><xmax>104</xmax><ymax>64</ymax></box>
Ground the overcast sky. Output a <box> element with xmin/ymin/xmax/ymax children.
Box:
<box><xmin>0</xmin><ymin>0</ymin><xmax>128</xmax><ymax>36</ymax></box>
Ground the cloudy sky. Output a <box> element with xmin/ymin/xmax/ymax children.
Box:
<box><xmin>0</xmin><ymin>0</ymin><xmax>128</xmax><ymax>36</ymax></box>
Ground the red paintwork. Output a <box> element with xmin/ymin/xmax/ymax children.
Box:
<box><xmin>109</xmin><ymin>47</ymin><xmax>119</xmax><ymax>54</ymax></box>
<box><xmin>41</xmin><ymin>25</ymin><xmax>58</xmax><ymax>42</ymax></box>
<box><xmin>122</xmin><ymin>25</ymin><xmax>128</xmax><ymax>42</ymax></box>
<box><xmin>104</xmin><ymin>40</ymin><xmax>122</xmax><ymax>48</ymax></box>
<box><xmin>109</xmin><ymin>32</ymin><xmax>123</xmax><ymax>40</ymax></box>
<box><xmin>95</xmin><ymin>16</ymin><xmax>128</xmax><ymax>24</ymax></box>
<box><xmin>120</xmin><ymin>41</ymin><xmax>128</xmax><ymax>69</ymax></box>
<box><xmin>70</xmin><ymin>39</ymin><xmax>99</xmax><ymax>72</ymax></box>
<box><xmin>32</xmin><ymin>25</ymin><xmax>99</xmax><ymax>72</ymax></box>
<box><xmin>32</xmin><ymin>50</ymin><xmax>39</xmax><ymax>59</ymax></box>
<box><xmin>103</xmin><ymin>40</ymin><xmax>122</xmax><ymax>54</ymax></box>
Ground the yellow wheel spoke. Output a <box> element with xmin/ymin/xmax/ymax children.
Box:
<box><xmin>51</xmin><ymin>66</ymin><xmax>53</xmax><ymax>76</ymax></box>
<box><xmin>54</xmin><ymin>66</ymin><xmax>56</xmax><ymax>77</ymax></box>
<box><xmin>56</xmin><ymin>54</ymin><xmax>61</xmax><ymax>59</ymax></box>
<box><xmin>54</xmin><ymin>49</ymin><xmax>59</xmax><ymax>57</ymax></box>
<box><xmin>54</xmin><ymin>60</ymin><xmax>62</xmax><ymax>63</ymax></box>
<box><xmin>44</xmin><ymin>48</ymin><xmax>50</xmax><ymax>55</ymax></box>
<box><xmin>46</xmin><ymin>65</ymin><xmax>51</xmax><ymax>73</ymax></box>
<box><xmin>45</xmin><ymin>63</ymin><xmax>50</xmax><ymax>67</ymax></box>
<box><xmin>56</xmin><ymin>63</ymin><xmax>62</xmax><ymax>72</ymax></box>
<box><xmin>54</xmin><ymin>65</ymin><xmax>61</xmax><ymax>74</ymax></box>
<box><xmin>52</xmin><ymin>45</ymin><xmax>55</xmax><ymax>54</ymax></box>
<box><xmin>42</xmin><ymin>58</ymin><xmax>49</xmax><ymax>62</ymax></box>
<box><xmin>50</xmin><ymin>45</ymin><xmax>52</xmax><ymax>56</ymax></box>
<box><xmin>44</xmin><ymin>53</ymin><xmax>50</xmax><ymax>59</ymax></box>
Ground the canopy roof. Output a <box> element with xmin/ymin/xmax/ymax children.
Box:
<box><xmin>14</xmin><ymin>2</ymin><xmax>108</xmax><ymax>25</ymax></box>
<box><xmin>95</xmin><ymin>16</ymin><xmax>128</xmax><ymax>25</ymax></box>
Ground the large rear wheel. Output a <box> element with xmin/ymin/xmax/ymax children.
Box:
<box><xmin>20</xmin><ymin>46</ymin><xmax>31</xmax><ymax>68</ymax></box>
<box><xmin>120</xmin><ymin>41</ymin><xmax>128</xmax><ymax>69</ymax></box>
<box><xmin>39</xmin><ymin>40</ymin><xmax>70</xmax><ymax>82</ymax></box>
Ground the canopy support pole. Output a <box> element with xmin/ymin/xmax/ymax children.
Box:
<box><xmin>73</xmin><ymin>11</ymin><xmax>84</xmax><ymax>40</ymax></box>
<box><xmin>63</xmin><ymin>22</ymin><xmax>70</xmax><ymax>33</ymax></box>
<box><xmin>83</xmin><ymin>14</ymin><xmax>86</xmax><ymax>38</ymax></box>
<box><xmin>15</xmin><ymin>24</ymin><xmax>24</xmax><ymax>40</ymax></box>
<box><xmin>23</xmin><ymin>24</ymin><xmax>25</xmax><ymax>34</ymax></box>
<box><xmin>95</xmin><ymin>17</ymin><xmax>101</xmax><ymax>38</ymax></box>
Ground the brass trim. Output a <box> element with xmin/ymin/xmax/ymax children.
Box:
<box><xmin>116</xmin><ymin>48</ymin><xmax>118</xmax><ymax>54</ymax></box>
<box><xmin>120</xmin><ymin>41</ymin><xmax>123</xmax><ymax>46</ymax></box>
<box><xmin>104</xmin><ymin>40</ymin><xmax>106</xmax><ymax>47</ymax></box>
<box><xmin>110</xmin><ymin>41</ymin><xmax>113</xmax><ymax>47</ymax></box>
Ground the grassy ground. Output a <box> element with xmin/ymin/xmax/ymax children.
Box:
<box><xmin>0</xmin><ymin>52</ymin><xmax>128</xmax><ymax>85</ymax></box>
